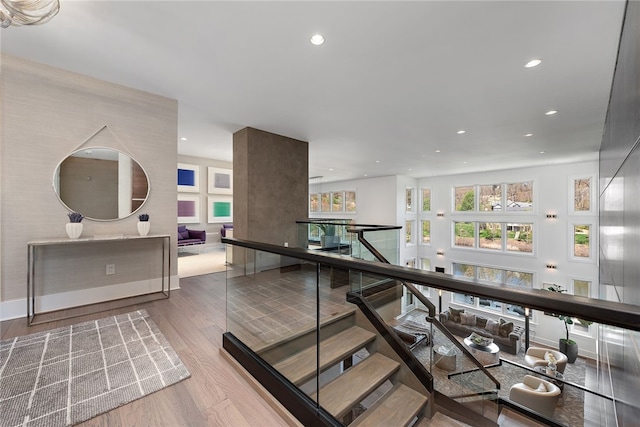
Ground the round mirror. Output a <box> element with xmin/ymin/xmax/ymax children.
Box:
<box><xmin>53</xmin><ymin>147</ymin><xmax>150</xmax><ymax>221</ymax></box>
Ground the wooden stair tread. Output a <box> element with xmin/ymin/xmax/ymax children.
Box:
<box><xmin>311</xmin><ymin>353</ymin><xmax>400</xmax><ymax>419</ymax></box>
<box><xmin>273</xmin><ymin>326</ymin><xmax>376</xmax><ymax>385</ymax></box>
<box><xmin>351</xmin><ymin>383</ymin><xmax>428</xmax><ymax>427</ymax></box>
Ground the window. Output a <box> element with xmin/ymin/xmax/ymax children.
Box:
<box><xmin>573</xmin><ymin>177</ymin><xmax>592</xmax><ymax>212</ymax></box>
<box><xmin>345</xmin><ymin>191</ymin><xmax>356</xmax><ymax>212</ymax></box>
<box><xmin>572</xmin><ymin>279</ymin><xmax>592</xmax><ymax>334</ymax></box>
<box><xmin>422</xmin><ymin>188</ymin><xmax>431</xmax><ymax>212</ymax></box>
<box><xmin>506</xmin><ymin>223</ymin><xmax>533</xmax><ymax>253</ymax></box>
<box><xmin>421</xmin><ymin>220</ymin><xmax>431</xmax><ymax>244</ymax></box>
<box><xmin>309</xmin><ymin>193</ymin><xmax>319</xmax><ymax>212</ymax></box>
<box><xmin>452</xmin><ymin>262</ymin><xmax>533</xmax><ymax>318</ymax></box>
<box><xmin>406</xmin><ymin>188</ymin><xmax>415</xmax><ymax>212</ymax></box>
<box><xmin>421</xmin><ymin>258</ymin><xmax>431</xmax><ymax>271</ymax></box>
<box><xmin>506</xmin><ymin>181</ymin><xmax>533</xmax><ymax>212</ymax></box>
<box><xmin>405</xmin><ymin>220</ymin><xmax>414</xmax><ymax>245</ymax></box>
<box><xmin>455</xmin><ymin>186</ymin><xmax>475</xmax><ymax>211</ymax></box>
<box><xmin>479</xmin><ymin>184</ymin><xmax>501</xmax><ymax>212</ymax></box>
<box><xmin>454</xmin><ymin>222</ymin><xmax>475</xmax><ymax>247</ymax></box>
<box><xmin>479</xmin><ymin>222</ymin><xmax>502</xmax><ymax>250</ymax></box>
<box><xmin>573</xmin><ymin>224</ymin><xmax>590</xmax><ymax>258</ymax></box>
<box><xmin>321</xmin><ymin>193</ymin><xmax>331</xmax><ymax>212</ymax></box>
<box><xmin>405</xmin><ymin>258</ymin><xmax>416</xmax><ymax>268</ymax></box>
<box><xmin>332</xmin><ymin>192</ymin><xmax>344</xmax><ymax>212</ymax></box>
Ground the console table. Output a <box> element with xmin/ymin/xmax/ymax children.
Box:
<box><xmin>27</xmin><ymin>234</ymin><xmax>171</xmax><ymax>325</ymax></box>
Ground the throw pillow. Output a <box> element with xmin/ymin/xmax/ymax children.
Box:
<box><xmin>486</xmin><ymin>319</ymin><xmax>499</xmax><ymax>335</ymax></box>
<box><xmin>460</xmin><ymin>312</ymin><xmax>476</xmax><ymax>326</ymax></box>
<box><xmin>535</xmin><ymin>382</ymin><xmax>547</xmax><ymax>392</ymax></box>
<box><xmin>499</xmin><ymin>320</ymin><xmax>514</xmax><ymax>337</ymax></box>
<box><xmin>450</xmin><ymin>307</ymin><xmax>465</xmax><ymax>323</ymax></box>
<box><xmin>476</xmin><ymin>317</ymin><xmax>488</xmax><ymax>328</ymax></box>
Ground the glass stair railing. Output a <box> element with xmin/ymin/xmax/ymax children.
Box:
<box><xmin>221</xmin><ymin>237</ymin><xmax>640</xmax><ymax>427</ymax></box>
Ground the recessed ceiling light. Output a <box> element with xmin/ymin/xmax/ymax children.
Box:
<box><xmin>435</xmin><ymin>150</ymin><xmax>441</xmax><ymax>153</ymax></box>
<box><xmin>463</xmin><ymin>161</ymin><xmax>468</xmax><ymax>164</ymax></box>
<box><xmin>329</xmin><ymin>168</ymin><xmax>334</xmax><ymax>171</ymax></box>
<box><xmin>540</xmin><ymin>151</ymin><xmax>545</xmax><ymax>154</ymax></box>
<box><xmin>545</xmin><ymin>110</ymin><xmax>558</xmax><ymax>115</ymax></box>
<box><xmin>180</xmin><ymin>137</ymin><xmax>188</xmax><ymax>141</ymax></box>
<box><xmin>457</xmin><ymin>130</ymin><xmax>466</xmax><ymax>134</ymax></box>
<box><xmin>375</xmin><ymin>160</ymin><xmax>380</xmax><ymax>163</ymax></box>
<box><xmin>310</xmin><ymin>34</ymin><xmax>325</xmax><ymax>46</ymax></box>
<box><xmin>525</xmin><ymin>59</ymin><xmax>542</xmax><ymax>68</ymax></box>
<box><xmin>524</xmin><ymin>133</ymin><xmax>533</xmax><ymax>137</ymax></box>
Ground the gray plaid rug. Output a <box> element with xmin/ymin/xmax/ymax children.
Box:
<box><xmin>0</xmin><ymin>310</ymin><xmax>190</xmax><ymax>426</ymax></box>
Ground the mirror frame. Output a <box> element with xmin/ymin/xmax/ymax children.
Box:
<box><xmin>53</xmin><ymin>146</ymin><xmax>150</xmax><ymax>221</ymax></box>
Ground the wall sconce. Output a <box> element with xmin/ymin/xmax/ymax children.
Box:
<box><xmin>546</xmin><ymin>213</ymin><xmax>558</xmax><ymax>219</ymax></box>
<box><xmin>436</xmin><ymin>212</ymin><xmax>445</xmax><ymax>217</ymax></box>
<box><xmin>436</xmin><ymin>250</ymin><xmax>444</xmax><ymax>256</ymax></box>
<box><xmin>546</xmin><ymin>263</ymin><xmax>557</xmax><ymax>269</ymax></box>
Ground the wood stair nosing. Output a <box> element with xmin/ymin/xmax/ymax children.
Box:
<box><xmin>273</xmin><ymin>326</ymin><xmax>376</xmax><ymax>385</ymax></box>
<box><xmin>350</xmin><ymin>383</ymin><xmax>428</xmax><ymax>427</ymax></box>
<box><xmin>310</xmin><ymin>353</ymin><xmax>401</xmax><ymax>420</ymax></box>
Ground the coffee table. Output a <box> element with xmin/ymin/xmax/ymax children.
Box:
<box><xmin>463</xmin><ymin>336</ymin><xmax>500</xmax><ymax>365</ymax></box>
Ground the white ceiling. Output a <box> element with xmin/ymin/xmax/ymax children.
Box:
<box><xmin>1</xmin><ymin>1</ymin><xmax>626</xmax><ymax>183</ymax></box>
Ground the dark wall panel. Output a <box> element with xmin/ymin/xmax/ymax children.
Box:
<box><xmin>599</xmin><ymin>2</ymin><xmax>640</xmax><ymax>426</ymax></box>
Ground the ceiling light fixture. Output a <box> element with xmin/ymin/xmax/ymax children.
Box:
<box><xmin>310</xmin><ymin>34</ymin><xmax>325</xmax><ymax>46</ymax></box>
<box><xmin>180</xmin><ymin>137</ymin><xmax>188</xmax><ymax>141</ymax></box>
<box><xmin>525</xmin><ymin>59</ymin><xmax>542</xmax><ymax>68</ymax></box>
<box><xmin>545</xmin><ymin>110</ymin><xmax>558</xmax><ymax>115</ymax></box>
<box><xmin>435</xmin><ymin>150</ymin><xmax>441</xmax><ymax>153</ymax></box>
<box><xmin>457</xmin><ymin>130</ymin><xmax>466</xmax><ymax>134</ymax></box>
<box><xmin>0</xmin><ymin>0</ymin><xmax>60</xmax><ymax>27</ymax></box>
<box><xmin>524</xmin><ymin>133</ymin><xmax>533</xmax><ymax>137</ymax></box>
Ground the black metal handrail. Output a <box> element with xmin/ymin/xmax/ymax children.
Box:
<box><xmin>222</xmin><ymin>237</ymin><xmax>640</xmax><ymax>332</ymax></box>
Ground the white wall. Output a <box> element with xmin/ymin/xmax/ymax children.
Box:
<box><xmin>419</xmin><ymin>161</ymin><xmax>599</xmax><ymax>357</ymax></box>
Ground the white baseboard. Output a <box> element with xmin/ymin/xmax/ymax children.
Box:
<box><xmin>0</xmin><ymin>275</ymin><xmax>180</xmax><ymax>322</ymax></box>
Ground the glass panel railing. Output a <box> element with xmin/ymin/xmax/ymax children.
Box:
<box><xmin>298</xmin><ymin>219</ymin><xmax>352</xmax><ymax>254</ymax></box>
<box><xmin>349</xmin><ymin>278</ymin><xmax>500</xmax><ymax>422</ymax></box>
<box><xmin>224</xmin><ymin>243</ymin><xmax>432</xmax><ymax>425</ymax></box>
<box><xmin>222</xmin><ymin>238</ymin><xmax>640</xmax><ymax>426</ymax></box>
<box><xmin>348</xmin><ymin>227</ymin><xmax>400</xmax><ymax>265</ymax></box>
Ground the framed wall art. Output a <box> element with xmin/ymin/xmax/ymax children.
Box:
<box><xmin>208</xmin><ymin>167</ymin><xmax>233</xmax><ymax>194</ymax></box>
<box><xmin>177</xmin><ymin>163</ymin><xmax>199</xmax><ymax>192</ymax></box>
<box><xmin>178</xmin><ymin>194</ymin><xmax>200</xmax><ymax>223</ymax></box>
<box><xmin>208</xmin><ymin>195</ymin><xmax>233</xmax><ymax>223</ymax></box>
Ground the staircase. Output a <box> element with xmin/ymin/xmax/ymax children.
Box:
<box><xmin>260</xmin><ymin>312</ymin><xmax>429</xmax><ymax>426</ymax></box>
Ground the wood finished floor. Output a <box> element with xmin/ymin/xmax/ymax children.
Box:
<box><xmin>0</xmin><ymin>272</ymin><xmax>300</xmax><ymax>427</ymax></box>
<box><xmin>1</xmin><ymin>266</ymin><xmax>599</xmax><ymax>427</ymax></box>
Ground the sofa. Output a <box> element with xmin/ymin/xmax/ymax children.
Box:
<box><xmin>177</xmin><ymin>225</ymin><xmax>206</xmax><ymax>251</ymax></box>
<box><xmin>439</xmin><ymin>308</ymin><xmax>525</xmax><ymax>355</ymax></box>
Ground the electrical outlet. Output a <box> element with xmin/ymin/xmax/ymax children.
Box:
<box><xmin>106</xmin><ymin>264</ymin><xmax>115</xmax><ymax>275</ymax></box>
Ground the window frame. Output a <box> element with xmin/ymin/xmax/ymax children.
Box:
<box><xmin>569</xmin><ymin>222</ymin><xmax>593</xmax><ymax>262</ymax></box>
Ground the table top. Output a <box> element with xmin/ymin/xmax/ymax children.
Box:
<box><xmin>533</xmin><ymin>366</ymin><xmax>565</xmax><ymax>380</ymax></box>
<box><xmin>463</xmin><ymin>337</ymin><xmax>500</xmax><ymax>353</ymax></box>
<box><xmin>28</xmin><ymin>234</ymin><xmax>170</xmax><ymax>246</ymax></box>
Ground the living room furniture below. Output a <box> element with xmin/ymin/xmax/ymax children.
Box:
<box><xmin>220</xmin><ymin>223</ymin><xmax>233</xmax><ymax>238</ymax></box>
<box><xmin>433</xmin><ymin>346</ymin><xmax>457</xmax><ymax>371</ymax></box>
<box><xmin>533</xmin><ymin>366</ymin><xmax>566</xmax><ymax>394</ymax></box>
<box><xmin>177</xmin><ymin>226</ymin><xmax>206</xmax><ymax>252</ymax></box>
<box><xmin>439</xmin><ymin>308</ymin><xmax>525</xmax><ymax>355</ymax></box>
<box><xmin>391</xmin><ymin>319</ymin><xmax>432</xmax><ymax>350</ymax></box>
<box><xmin>463</xmin><ymin>336</ymin><xmax>500</xmax><ymax>365</ymax></box>
<box><xmin>509</xmin><ymin>375</ymin><xmax>561</xmax><ymax>418</ymax></box>
<box><xmin>524</xmin><ymin>347</ymin><xmax>568</xmax><ymax>374</ymax></box>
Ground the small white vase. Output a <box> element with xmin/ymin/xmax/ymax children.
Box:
<box><xmin>66</xmin><ymin>222</ymin><xmax>83</xmax><ymax>239</ymax></box>
<box><xmin>137</xmin><ymin>221</ymin><xmax>150</xmax><ymax>236</ymax></box>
